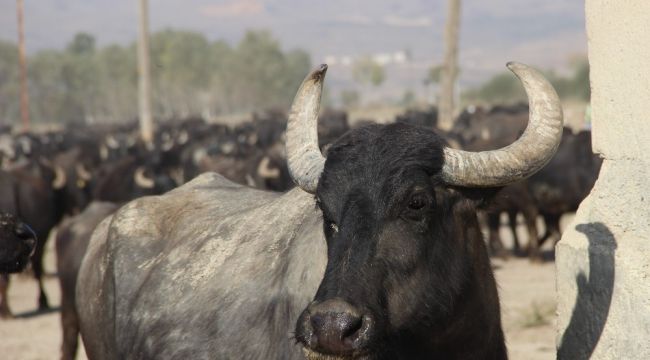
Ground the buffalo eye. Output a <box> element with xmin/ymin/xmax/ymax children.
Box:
<box><xmin>408</xmin><ymin>193</ymin><xmax>428</xmax><ymax>210</ymax></box>
<box><xmin>329</xmin><ymin>222</ymin><xmax>339</xmax><ymax>233</ymax></box>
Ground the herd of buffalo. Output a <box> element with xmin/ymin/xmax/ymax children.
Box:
<box><xmin>0</xmin><ymin>63</ymin><xmax>600</xmax><ymax>359</ymax></box>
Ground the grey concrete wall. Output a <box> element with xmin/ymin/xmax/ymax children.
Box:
<box><xmin>556</xmin><ymin>1</ymin><xmax>650</xmax><ymax>359</ymax></box>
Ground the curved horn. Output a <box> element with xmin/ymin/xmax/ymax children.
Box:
<box><xmin>75</xmin><ymin>164</ymin><xmax>92</xmax><ymax>182</ymax></box>
<box><xmin>106</xmin><ymin>135</ymin><xmax>119</xmax><ymax>149</ymax></box>
<box><xmin>134</xmin><ymin>167</ymin><xmax>155</xmax><ymax>189</ymax></box>
<box><xmin>52</xmin><ymin>165</ymin><xmax>67</xmax><ymax>189</ymax></box>
<box><xmin>441</xmin><ymin>62</ymin><xmax>564</xmax><ymax>187</ymax></box>
<box><xmin>286</xmin><ymin>64</ymin><xmax>327</xmax><ymax>193</ymax></box>
<box><xmin>257</xmin><ymin>156</ymin><xmax>280</xmax><ymax>179</ymax></box>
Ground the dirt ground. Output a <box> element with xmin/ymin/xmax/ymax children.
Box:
<box><xmin>0</xmin><ymin>215</ymin><xmax>565</xmax><ymax>360</ymax></box>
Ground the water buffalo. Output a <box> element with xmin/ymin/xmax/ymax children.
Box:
<box><xmin>0</xmin><ymin>212</ymin><xmax>36</xmax><ymax>274</ymax></box>
<box><xmin>77</xmin><ymin>62</ymin><xmax>563</xmax><ymax>359</ymax></box>
<box><xmin>528</xmin><ymin>129</ymin><xmax>602</xmax><ymax>248</ymax></box>
<box><xmin>0</xmin><ymin>160</ymin><xmax>65</xmax><ymax>316</ymax></box>
<box><xmin>56</xmin><ymin>202</ymin><xmax>118</xmax><ymax>360</ymax></box>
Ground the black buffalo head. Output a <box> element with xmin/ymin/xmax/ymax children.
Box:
<box><xmin>0</xmin><ymin>213</ymin><xmax>37</xmax><ymax>274</ymax></box>
<box><xmin>288</xmin><ymin>64</ymin><xmax>563</xmax><ymax>359</ymax></box>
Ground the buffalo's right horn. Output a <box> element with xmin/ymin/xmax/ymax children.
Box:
<box><xmin>134</xmin><ymin>167</ymin><xmax>155</xmax><ymax>189</ymax></box>
<box><xmin>286</xmin><ymin>64</ymin><xmax>327</xmax><ymax>193</ymax></box>
<box><xmin>441</xmin><ymin>62</ymin><xmax>564</xmax><ymax>187</ymax></box>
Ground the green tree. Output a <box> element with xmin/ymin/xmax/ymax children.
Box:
<box><xmin>2</xmin><ymin>29</ymin><xmax>313</xmax><ymax>124</ymax></box>
<box><xmin>463</xmin><ymin>71</ymin><xmax>526</xmax><ymax>104</ymax></box>
<box><xmin>352</xmin><ymin>56</ymin><xmax>385</xmax><ymax>87</ymax></box>
<box><xmin>96</xmin><ymin>44</ymin><xmax>137</xmax><ymax>121</ymax></box>
<box><xmin>463</xmin><ymin>57</ymin><xmax>590</xmax><ymax>104</ymax></box>
<box><xmin>0</xmin><ymin>40</ymin><xmax>20</xmax><ymax>124</ymax></box>
<box><xmin>426</xmin><ymin>65</ymin><xmax>444</xmax><ymax>85</ymax></box>
<box><xmin>64</xmin><ymin>33</ymin><xmax>101</xmax><ymax>123</ymax></box>
<box><xmin>400</xmin><ymin>90</ymin><xmax>417</xmax><ymax>107</ymax></box>
<box><xmin>221</xmin><ymin>30</ymin><xmax>311</xmax><ymax>112</ymax></box>
<box><xmin>340</xmin><ymin>89</ymin><xmax>360</xmax><ymax>109</ymax></box>
<box><xmin>150</xmin><ymin>29</ymin><xmax>212</xmax><ymax>117</ymax></box>
<box><xmin>29</xmin><ymin>50</ymin><xmax>69</xmax><ymax>123</ymax></box>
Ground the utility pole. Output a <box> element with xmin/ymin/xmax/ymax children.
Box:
<box><xmin>438</xmin><ymin>0</ymin><xmax>461</xmax><ymax>131</ymax></box>
<box><xmin>137</xmin><ymin>0</ymin><xmax>154</xmax><ymax>144</ymax></box>
<box><xmin>16</xmin><ymin>0</ymin><xmax>30</xmax><ymax>131</ymax></box>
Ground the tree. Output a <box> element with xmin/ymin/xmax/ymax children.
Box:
<box><xmin>426</xmin><ymin>64</ymin><xmax>444</xmax><ymax>86</ymax></box>
<box><xmin>1</xmin><ymin>29</ymin><xmax>312</xmax><ymax>124</ymax></box>
<box><xmin>438</xmin><ymin>0</ymin><xmax>462</xmax><ymax>131</ymax></box>
<box><xmin>400</xmin><ymin>90</ymin><xmax>417</xmax><ymax>107</ymax></box>
<box><xmin>67</xmin><ymin>33</ymin><xmax>96</xmax><ymax>55</ymax></box>
<box><xmin>462</xmin><ymin>71</ymin><xmax>525</xmax><ymax>104</ymax></box>
<box><xmin>462</xmin><ymin>56</ymin><xmax>590</xmax><ymax>104</ymax></box>
<box><xmin>0</xmin><ymin>41</ymin><xmax>20</xmax><ymax>125</ymax></box>
<box><xmin>340</xmin><ymin>90</ymin><xmax>360</xmax><ymax>109</ymax></box>
<box><xmin>96</xmin><ymin>44</ymin><xmax>137</xmax><ymax>121</ymax></box>
<box><xmin>150</xmin><ymin>30</ymin><xmax>211</xmax><ymax>117</ymax></box>
<box><xmin>352</xmin><ymin>56</ymin><xmax>385</xmax><ymax>87</ymax></box>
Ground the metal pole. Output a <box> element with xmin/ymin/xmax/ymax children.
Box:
<box><xmin>137</xmin><ymin>0</ymin><xmax>154</xmax><ymax>144</ymax></box>
<box><xmin>16</xmin><ymin>0</ymin><xmax>30</xmax><ymax>131</ymax></box>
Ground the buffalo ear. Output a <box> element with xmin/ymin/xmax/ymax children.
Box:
<box><xmin>445</xmin><ymin>186</ymin><xmax>504</xmax><ymax>210</ymax></box>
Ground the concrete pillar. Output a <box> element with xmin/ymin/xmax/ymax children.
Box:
<box><xmin>556</xmin><ymin>1</ymin><xmax>650</xmax><ymax>359</ymax></box>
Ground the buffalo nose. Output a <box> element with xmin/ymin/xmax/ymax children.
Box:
<box><xmin>299</xmin><ymin>298</ymin><xmax>373</xmax><ymax>355</ymax></box>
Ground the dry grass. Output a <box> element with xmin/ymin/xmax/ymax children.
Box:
<box><xmin>518</xmin><ymin>300</ymin><xmax>557</xmax><ymax>328</ymax></box>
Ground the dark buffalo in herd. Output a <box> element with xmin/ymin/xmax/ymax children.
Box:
<box><xmin>0</xmin><ymin>212</ymin><xmax>36</xmax><ymax>274</ymax></box>
<box><xmin>0</xmin><ymin>62</ymin><xmax>601</xmax><ymax>359</ymax></box>
<box><xmin>451</xmin><ymin>106</ymin><xmax>602</xmax><ymax>260</ymax></box>
<box><xmin>56</xmin><ymin>202</ymin><xmax>118</xmax><ymax>360</ymax></box>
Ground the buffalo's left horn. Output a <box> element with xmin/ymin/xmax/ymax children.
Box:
<box><xmin>441</xmin><ymin>62</ymin><xmax>564</xmax><ymax>187</ymax></box>
<box><xmin>134</xmin><ymin>167</ymin><xmax>155</xmax><ymax>189</ymax></box>
<box><xmin>52</xmin><ymin>165</ymin><xmax>67</xmax><ymax>189</ymax></box>
<box><xmin>286</xmin><ymin>64</ymin><xmax>327</xmax><ymax>193</ymax></box>
<box><xmin>75</xmin><ymin>164</ymin><xmax>92</xmax><ymax>181</ymax></box>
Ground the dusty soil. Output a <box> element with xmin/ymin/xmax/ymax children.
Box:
<box><xmin>0</xmin><ymin>216</ymin><xmax>563</xmax><ymax>360</ymax></box>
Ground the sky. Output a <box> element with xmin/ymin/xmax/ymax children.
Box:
<box><xmin>0</xmin><ymin>0</ymin><xmax>587</xmax><ymax>98</ymax></box>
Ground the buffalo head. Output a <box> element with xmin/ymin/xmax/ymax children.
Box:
<box><xmin>289</xmin><ymin>64</ymin><xmax>563</xmax><ymax>359</ymax></box>
<box><xmin>0</xmin><ymin>213</ymin><xmax>36</xmax><ymax>274</ymax></box>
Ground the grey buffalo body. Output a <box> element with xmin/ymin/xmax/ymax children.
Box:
<box><xmin>77</xmin><ymin>174</ymin><xmax>326</xmax><ymax>359</ymax></box>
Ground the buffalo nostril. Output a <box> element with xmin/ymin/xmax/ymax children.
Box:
<box><xmin>341</xmin><ymin>314</ymin><xmax>363</xmax><ymax>340</ymax></box>
<box><xmin>310</xmin><ymin>313</ymin><xmax>325</xmax><ymax>331</ymax></box>
<box><xmin>303</xmin><ymin>299</ymin><xmax>371</xmax><ymax>355</ymax></box>
<box><xmin>310</xmin><ymin>311</ymin><xmax>363</xmax><ymax>340</ymax></box>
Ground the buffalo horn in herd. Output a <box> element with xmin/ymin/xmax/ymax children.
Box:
<box><xmin>75</xmin><ymin>164</ymin><xmax>93</xmax><ymax>182</ymax></box>
<box><xmin>257</xmin><ymin>156</ymin><xmax>281</xmax><ymax>179</ymax></box>
<box><xmin>134</xmin><ymin>167</ymin><xmax>155</xmax><ymax>189</ymax></box>
<box><xmin>52</xmin><ymin>165</ymin><xmax>67</xmax><ymax>189</ymax></box>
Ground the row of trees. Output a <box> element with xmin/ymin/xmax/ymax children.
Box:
<box><xmin>0</xmin><ymin>30</ymin><xmax>311</xmax><ymax>124</ymax></box>
<box><xmin>0</xmin><ymin>27</ymin><xmax>589</xmax><ymax>125</ymax></box>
